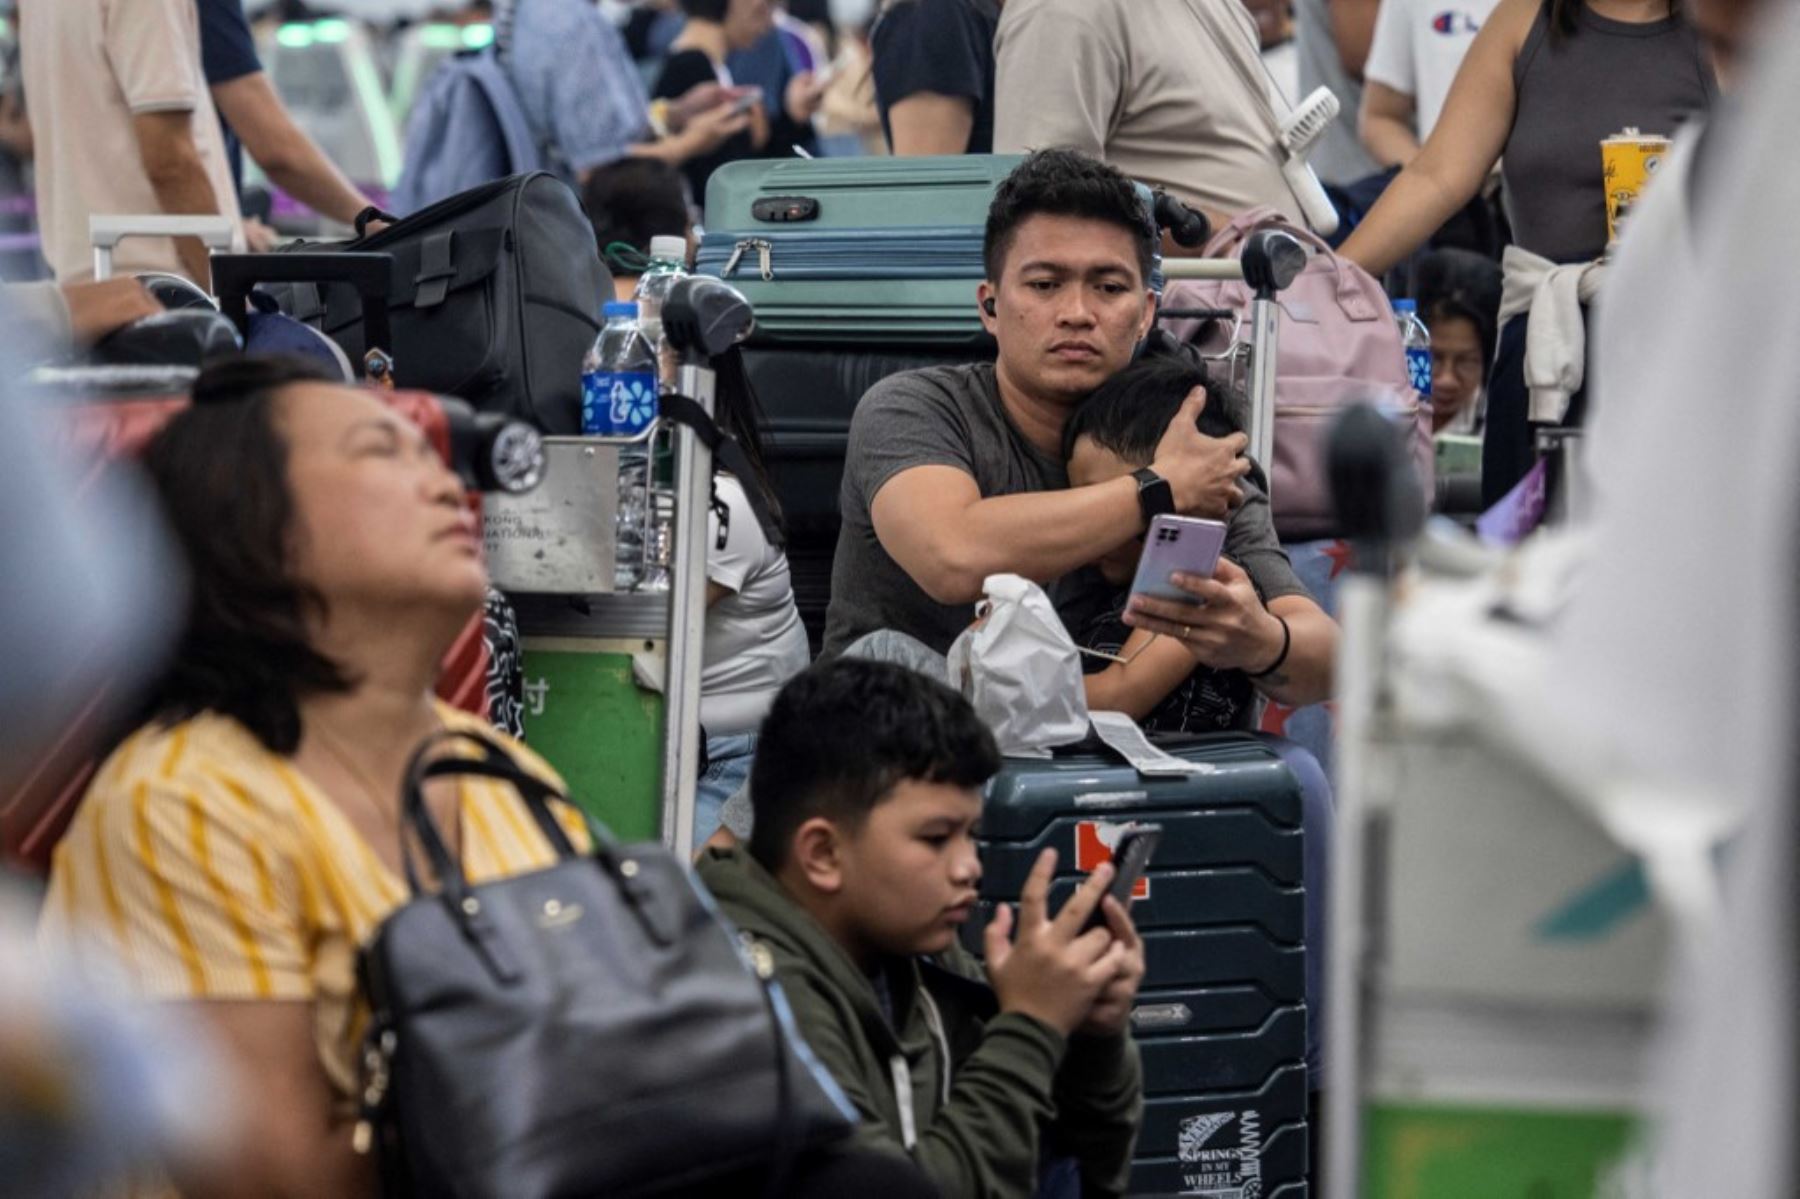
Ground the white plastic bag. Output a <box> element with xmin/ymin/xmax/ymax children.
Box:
<box><xmin>945</xmin><ymin>574</ymin><xmax>1090</xmax><ymax>758</ymax></box>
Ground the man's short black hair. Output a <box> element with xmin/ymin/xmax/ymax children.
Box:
<box><xmin>984</xmin><ymin>149</ymin><xmax>1157</xmax><ymax>285</ymax></box>
<box><xmin>678</xmin><ymin>0</ymin><xmax>731</xmax><ymax>20</ymax></box>
<box><xmin>748</xmin><ymin>659</ymin><xmax>1002</xmax><ymax>871</ymax></box>
<box><xmin>581</xmin><ymin>158</ymin><xmax>689</xmax><ymax>277</ymax></box>
<box><xmin>1062</xmin><ymin>353</ymin><xmax>1246</xmax><ymax>464</ymax></box>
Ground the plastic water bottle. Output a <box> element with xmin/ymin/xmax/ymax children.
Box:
<box><xmin>632</xmin><ymin>236</ymin><xmax>689</xmax><ymax>593</ymax></box>
<box><xmin>633</xmin><ymin>234</ymin><xmax>690</xmax><ymax>387</ymax></box>
<box><xmin>580</xmin><ymin>300</ymin><xmax>659</xmax><ymax>590</ymax></box>
<box><xmin>1394</xmin><ymin>298</ymin><xmax>1432</xmax><ymax>400</ymax></box>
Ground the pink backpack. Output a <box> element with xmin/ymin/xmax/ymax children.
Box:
<box><xmin>1160</xmin><ymin>208</ymin><xmax>1433</xmax><ymax>540</ymax></box>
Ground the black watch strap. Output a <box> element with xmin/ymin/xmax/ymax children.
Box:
<box><xmin>1133</xmin><ymin>467</ymin><xmax>1175</xmax><ymax>525</ymax></box>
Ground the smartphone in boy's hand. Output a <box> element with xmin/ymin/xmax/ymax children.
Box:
<box><xmin>1083</xmin><ymin>824</ymin><xmax>1161</xmax><ymax>933</ymax></box>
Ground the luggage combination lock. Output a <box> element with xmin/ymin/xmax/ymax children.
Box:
<box><xmin>751</xmin><ymin>195</ymin><xmax>820</xmax><ymax>223</ymax></box>
<box><xmin>721</xmin><ymin>238</ymin><xmax>774</xmax><ymax>282</ymax></box>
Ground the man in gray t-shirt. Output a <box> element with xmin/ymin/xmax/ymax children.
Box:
<box><xmin>826</xmin><ymin>362</ymin><xmax>1070</xmax><ymax>656</ymax></box>
<box><xmin>821</xmin><ymin>150</ymin><xmax>1336</xmax><ymax>692</ymax></box>
<box><xmin>825</xmin><ymin>361</ymin><xmax>1306</xmax><ymax>657</ymax></box>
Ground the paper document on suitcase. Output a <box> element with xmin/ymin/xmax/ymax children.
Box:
<box><xmin>1089</xmin><ymin>711</ymin><xmax>1218</xmax><ymax>777</ymax></box>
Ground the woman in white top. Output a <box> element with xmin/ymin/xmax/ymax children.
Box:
<box><xmin>696</xmin><ymin>351</ymin><xmax>810</xmax><ymax>843</ymax></box>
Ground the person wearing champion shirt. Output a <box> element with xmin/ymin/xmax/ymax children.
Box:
<box><xmin>1359</xmin><ymin>0</ymin><xmax>1503</xmax><ymax>167</ymax></box>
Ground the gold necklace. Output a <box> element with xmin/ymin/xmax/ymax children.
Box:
<box><xmin>308</xmin><ymin>715</ymin><xmax>458</xmax><ymax>870</ymax></box>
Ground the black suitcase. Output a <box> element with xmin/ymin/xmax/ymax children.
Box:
<box><xmin>742</xmin><ymin>343</ymin><xmax>992</xmax><ymax>651</ymax></box>
<box><xmin>969</xmin><ymin>734</ymin><xmax>1310</xmax><ymax>1198</ymax></box>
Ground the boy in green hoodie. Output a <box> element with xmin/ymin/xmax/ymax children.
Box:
<box><xmin>697</xmin><ymin>658</ymin><xmax>1145</xmax><ymax>1199</ymax></box>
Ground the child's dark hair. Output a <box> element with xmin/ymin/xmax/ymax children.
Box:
<box><xmin>581</xmin><ymin>158</ymin><xmax>689</xmax><ymax>276</ymax></box>
<box><xmin>1062</xmin><ymin>354</ymin><xmax>1246</xmax><ymax>464</ymax></box>
<box><xmin>984</xmin><ymin>149</ymin><xmax>1156</xmax><ymax>284</ymax></box>
<box><xmin>748</xmin><ymin>659</ymin><xmax>1001</xmax><ymax>871</ymax></box>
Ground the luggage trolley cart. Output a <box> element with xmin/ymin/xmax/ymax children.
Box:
<box><xmin>1319</xmin><ymin>409</ymin><xmax>1674</xmax><ymax>1198</ymax></box>
<box><xmin>90</xmin><ymin>214</ymin><xmax>239</xmax><ymax>282</ymax></box>
<box><xmin>482</xmin><ymin>278</ymin><xmax>753</xmax><ymax>857</ymax></box>
<box><xmin>480</xmin><ymin>429</ymin><xmax>670</xmax><ymax>843</ymax></box>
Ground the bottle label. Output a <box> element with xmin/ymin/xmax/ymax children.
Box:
<box><xmin>1406</xmin><ymin>347</ymin><xmax>1433</xmax><ymax>399</ymax></box>
<box><xmin>581</xmin><ymin>369</ymin><xmax>658</xmax><ymax>436</ymax></box>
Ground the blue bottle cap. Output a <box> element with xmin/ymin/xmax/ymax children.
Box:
<box><xmin>1392</xmin><ymin>298</ymin><xmax>1417</xmax><ymax>314</ymax></box>
<box><xmin>603</xmin><ymin>300</ymin><xmax>640</xmax><ymax>318</ymax></box>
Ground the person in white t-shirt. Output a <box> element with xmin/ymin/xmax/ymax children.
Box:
<box><xmin>1358</xmin><ymin>0</ymin><xmax>1501</xmax><ymax>167</ymax></box>
<box><xmin>696</xmin><ymin>357</ymin><xmax>811</xmax><ymax>845</ymax></box>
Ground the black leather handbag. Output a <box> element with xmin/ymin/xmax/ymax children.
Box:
<box><xmin>356</xmin><ymin>729</ymin><xmax>856</xmax><ymax>1198</ymax></box>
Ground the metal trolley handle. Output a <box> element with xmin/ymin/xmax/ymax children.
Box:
<box><xmin>90</xmin><ymin>215</ymin><xmax>237</xmax><ymax>282</ymax></box>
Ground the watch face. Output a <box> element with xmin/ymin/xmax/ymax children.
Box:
<box><xmin>1137</xmin><ymin>470</ymin><xmax>1173</xmax><ymax>518</ymax></box>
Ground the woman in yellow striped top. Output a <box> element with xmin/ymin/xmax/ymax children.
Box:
<box><xmin>41</xmin><ymin>357</ymin><xmax>586</xmax><ymax>1199</ymax></box>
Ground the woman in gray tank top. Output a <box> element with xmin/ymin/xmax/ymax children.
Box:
<box><xmin>1339</xmin><ymin>0</ymin><xmax>1714</xmax><ymax>501</ymax></box>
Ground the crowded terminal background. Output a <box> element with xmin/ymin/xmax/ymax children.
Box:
<box><xmin>0</xmin><ymin>0</ymin><xmax>1793</xmax><ymax>1196</ymax></box>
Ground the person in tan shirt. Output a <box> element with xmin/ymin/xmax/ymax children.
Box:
<box><xmin>993</xmin><ymin>0</ymin><xmax>1304</xmax><ymax>231</ymax></box>
<box><xmin>21</xmin><ymin>0</ymin><xmax>244</xmax><ymax>287</ymax></box>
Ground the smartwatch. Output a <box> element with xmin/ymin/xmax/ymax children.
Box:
<box><xmin>1132</xmin><ymin>467</ymin><xmax>1174</xmax><ymax>526</ymax></box>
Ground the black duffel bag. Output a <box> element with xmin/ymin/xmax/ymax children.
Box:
<box><xmin>274</xmin><ymin>173</ymin><xmax>609</xmax><ymax>433</ymax></box>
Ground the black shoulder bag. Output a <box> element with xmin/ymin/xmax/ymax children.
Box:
<box><xmin>356</xmin><ymin>729</ymin><xmax>855</xmax><ymax>1198</ymax></box>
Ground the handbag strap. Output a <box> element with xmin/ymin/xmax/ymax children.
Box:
<box><xmin>398</xmin><ymin>728</ymin><xmax>667</xmax><ymax>982</ymax></box>
<box><xmin>757</xmin><ymin>975</ymin><xmax>801</xmax><ymax>1199</ymax></box>
<box><xmin>400</xmin><ymin>731</ymin><xmax>591</xmax><ymax>889</ymax></box>
<box><xmin>398</xmin><ymin>727</ymin><xmax>615</xmax><ymax>889</ymax></box>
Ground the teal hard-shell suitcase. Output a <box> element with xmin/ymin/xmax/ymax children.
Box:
<box><xmin>698</xmin><ymin>154</ymin><xmax>1163</xmax><ymax>346</ymax></box>
<box><xmin>698</xmin><ymin>154</ymin><xmax>1019</xmax><ymax>346</ymax></box>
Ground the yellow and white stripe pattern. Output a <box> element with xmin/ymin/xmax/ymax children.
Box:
<box><xmin>41</xmin><ymin>702</ymin><xmax>589</xmax><ymax>1104</ymax></box>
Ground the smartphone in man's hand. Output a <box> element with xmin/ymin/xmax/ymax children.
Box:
<box><xmin>1131</xmin><ymin>516</ymin><xmax>1227</xmax><ymax>604</ymax></box>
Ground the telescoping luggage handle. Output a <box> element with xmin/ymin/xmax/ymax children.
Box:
<box><xmin>90</xmin><ymin>215</ymin><xmax>237</xmax><ymax>282</ymax></box>
<box><xmin>210</xmin><ymin>253</ymin><xmax>396</xmax><ymax>377</ymax></box>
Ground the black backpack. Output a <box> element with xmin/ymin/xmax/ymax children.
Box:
<box><xmin>274</xmin><ymin>173</ymin><xmax>609</xmax><ymax>434</ymax></box>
